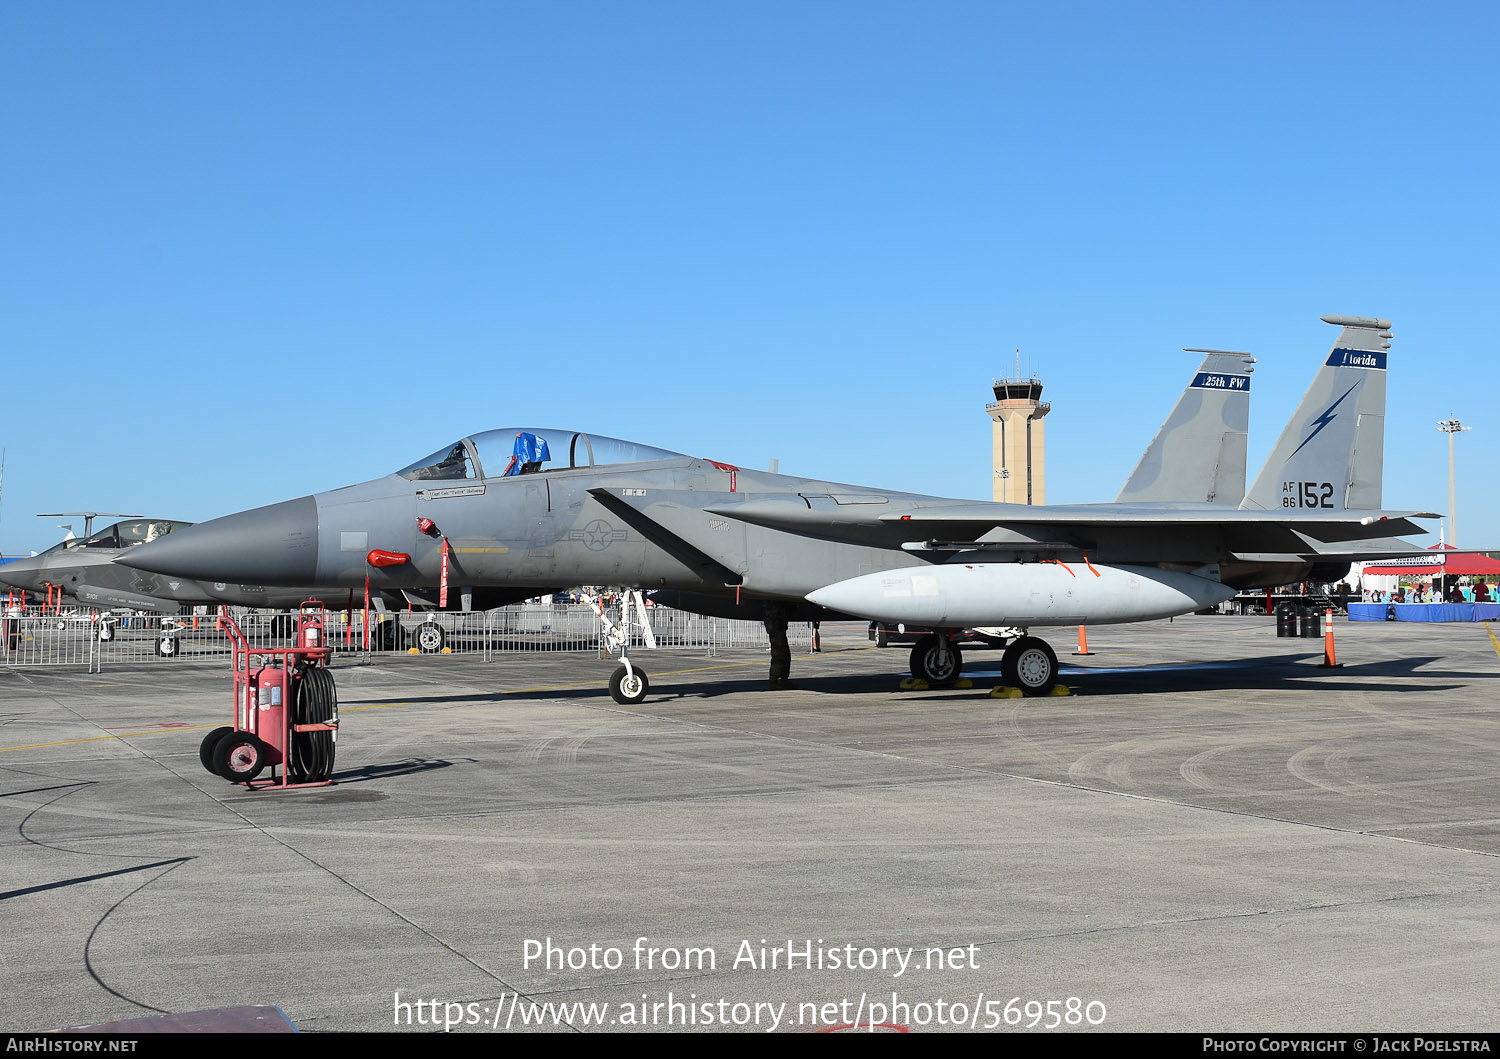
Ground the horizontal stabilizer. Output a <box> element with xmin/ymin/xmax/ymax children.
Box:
<box><xmin>1288</xmin><ymin>533</ymin><xmax>1464</xmax><ymax>564</ymax></box>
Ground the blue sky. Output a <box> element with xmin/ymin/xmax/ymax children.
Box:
<box><xmin>2</xmin><ymin>1</ymin><xmax>1495</xmax><ymax>555</ymax></box>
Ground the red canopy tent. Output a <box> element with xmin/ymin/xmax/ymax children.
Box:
<box><xmin>1361</xmin><ymin>551</ymin><xmax>1500</xmax><ymax>577</ymax></box>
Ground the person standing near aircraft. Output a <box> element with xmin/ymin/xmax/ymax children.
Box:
<box><xmin>4</xmin><ymin>598</ymin><xmax>21</xmax><ymax>651</ymax></box>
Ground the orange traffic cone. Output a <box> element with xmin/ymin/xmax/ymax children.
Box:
<box><xmin>1319</xmin><ymin>608</ymin><xmax>1343</xmax><ymax>668</ymax></box>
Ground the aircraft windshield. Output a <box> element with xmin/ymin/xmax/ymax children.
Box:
<box><xmin>397</xmin><ymin>442</ymin><xmax>477</xmax><ymax>482</ymax></box>
<box><xmin>397</xmin><ymin>429</ymin><xmax>687</xmax><ymax>480</ymax></box>
<box><xmin>49</xmin><ymin>519</ymin><xmax>191</xmax><ymax>554</ymax></box>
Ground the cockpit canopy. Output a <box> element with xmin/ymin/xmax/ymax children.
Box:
<box><xmin>397</xmin><ymin>428</ymin><xmax>687</xmax><ymax>482</ymax></box>
<box><xmin>44</xmin><ymin>519</ymin><xmax>191</xmax><ymax>555</ymax></box>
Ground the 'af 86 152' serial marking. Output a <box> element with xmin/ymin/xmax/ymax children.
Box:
<box><xmin>1283</xmin><ymin>481</ymin><xmax>1334</xmax><ymax>508</ymax></box>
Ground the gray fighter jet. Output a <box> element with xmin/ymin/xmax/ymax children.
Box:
<box><xmin>0</xmin><ymin>517</ymin><xmax>355</xmax><ymax>617</ymax></box>
<box><xmin>120</xmin><ymin>314</ymin><xmax>1430</xmax><ymax>700</ymax></box>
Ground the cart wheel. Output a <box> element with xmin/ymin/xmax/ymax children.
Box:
<box><xmin>609</xmin><ymin>665</ymin><xmax>649</xmax><ymax>704</ymax></box>
<box><xmin>213</xmin><ymin>732</ymin><xmax>267</xmax><ymax>783</ymax></box>
<box><xmin>415</xmin><ymin>621</ymin><xmax>446</xmax><ymax>653</ymax></box>
<box><xmin>199</xmin><ymin>726</ymin><xmax>234</xmax><ymax>774</ymax></box>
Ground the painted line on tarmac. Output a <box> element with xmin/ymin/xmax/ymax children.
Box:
<box><xmin>0</xmin><ymin>724</ymin><xmax>222</xmax><ymax>753</ymax></box>
<box><xmin>343</xmin><ymin>650</ymin><xmax>881</xmax><ymax>709</ymax></box>
<box><xmin>1484</xmin><ymin>621</ymin><xmax>1500</xmax><ymax>660</ymax></box>
<box><xmin>1</xmin><ymin>648</ymin><xmax>881</xmax><ymax>750</ymax></box>
<box><xmin>335</xmin><ymin>663</ymin><xmax>774</xmax><ymax>711</ymax></box>
<box><xmin>102</xmin><ymin>722</ymin><xmax>194</xmax><ymax>730</ymax></box>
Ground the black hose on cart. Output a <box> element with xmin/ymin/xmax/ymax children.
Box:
<box><xmin>291</xmin><ymin>664</ymin><xmax>337</xmax><ymax>782</ymax></box>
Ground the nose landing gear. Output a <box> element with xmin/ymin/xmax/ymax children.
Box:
<box><xmin>583</xmin><ymin>589</ymin><xmax>657</xmax><ymax>704</ymax></box>
<box><xmin>609</xmin><ymin>661</ymin><xmax>650</xmax><ymax>705</ymax></box>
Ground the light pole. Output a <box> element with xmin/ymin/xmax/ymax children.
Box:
<box><xmin>1437</xmin><ymin>416</ymin><xmax>1471</xmax><ymax>547</ymax></box>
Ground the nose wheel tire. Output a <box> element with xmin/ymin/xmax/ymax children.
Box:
<box><xmin>609</xmin><ymin>665</ymin><xmax>650</xmax><ymax>704</ymax></box>
<box><xmin>154</xmin><ymin>635</ymin><xmax>180</xmax><ymax>658</ymax></box>
<box><xmin>909</xmin><ymin>635</ymin><xmax>963</xmax><ymax>685</ymax></box>
<box><xmin>415</xmin><ymin>621</ymin><xmax>446</xmax><ymax>653</ymax></box>
<box><xmin>1001</xmin><ymin>636</ymin><xmax>1059</xmax><ymax>696</ymax></box>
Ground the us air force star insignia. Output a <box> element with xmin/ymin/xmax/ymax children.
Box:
<box><xmin>572</xmin><ymin>519</ymin><xmax>628</xmax><ymax>551</ymax></box>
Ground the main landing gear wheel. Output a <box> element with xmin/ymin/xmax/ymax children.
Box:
<box><xmin>374</xmin><ymin>621</ymin><xmax>401</xmax><ymax>651</ymax></box>
<box><xmin>212</xmin><ymin>732</ymin><xmax>267</xmax><ymax>783</ymax></box>
<box><xmin>199</xmin><ymin>726</ymin><xmax>234</xmax><ymax>773</ymax></box>
<box><xmin>909</xmin><ymin>635</ymin><xmax>963</xmax><ymax>685</ymax></box>
<box><xmin>609</xmin><ymin>665</ymin><xmax>649</xmax><ymax>705</ymax></box>
<box><xmin>270</xmin><ymin>615</ymin><xmax>294</xmax><ymax>639</ymax></box>
<box><xmin>97</xmin><ymin>623</ymin><xmax>113</xmax><ymax>642</ymax></box>
<box><xmin>155</xmin><ymin>635</ymin><xmax>180</xmax><ymax>658</ymax></box>
<box><xmin>415</xmin><ymin>621</ymin><xmax>446</xmax><ymax>653</ymax></box>
<box><xmin>1001</xmin><ymin>636</ymin><xmax>1059</xmax><ymax>697</ymax></box>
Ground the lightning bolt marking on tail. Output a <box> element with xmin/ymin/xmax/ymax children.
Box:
<box><xmin>1288</xmin><ymin>383</ymin><xmax>1359</xmax><ymax>459</ymax></box>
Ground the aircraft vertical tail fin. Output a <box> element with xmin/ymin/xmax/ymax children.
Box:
<box><xmin>1114</xmin><ymin>350</ymin><xmax>1254</xmax><ymax>504</ymax></box>
<box><xmin>1240</xmin><ymin>315</ymin><xmax>1391</xmax><ymax>511</ymax></box>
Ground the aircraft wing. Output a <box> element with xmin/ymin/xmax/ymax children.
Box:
<box><xmin>599</xmin><ymin>485</ymin><xmax>1437</xmax><ymax>574</ymax></box>
<box><xmin>877</xmin><ymin>503</ymin><xmax>1436</xmax><ymax>543</ymax></box>
<box><xmin>696</xmin><ymin>492</ymin><xmax>1434</xmax><ymax>540</ymax></box>
<box><xmin>698</xmin><ymin>494</ymin><xmax>1433</xmax><ymax>543</ymax></box>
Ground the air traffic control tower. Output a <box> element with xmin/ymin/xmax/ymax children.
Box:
<box><xmin>986</xmin><ymin>366</ymin><xmax>1050</xmax><ymax>504</ymax></box>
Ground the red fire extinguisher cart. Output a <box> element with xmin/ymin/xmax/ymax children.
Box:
<box><xmin>199</xmin><ymin>602</ymin><xmax>339</xmax><ymax>790</ymax></box>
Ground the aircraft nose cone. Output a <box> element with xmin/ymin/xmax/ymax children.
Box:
<box><xmin>118</xmin><ymin>497</ymin><xmax>320</xmax><ymax>585</ymax></box>
<box><xmin>0</xmin><ymin>558</ymin><xmax>40</xmax><ymax>591</ymax></box>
